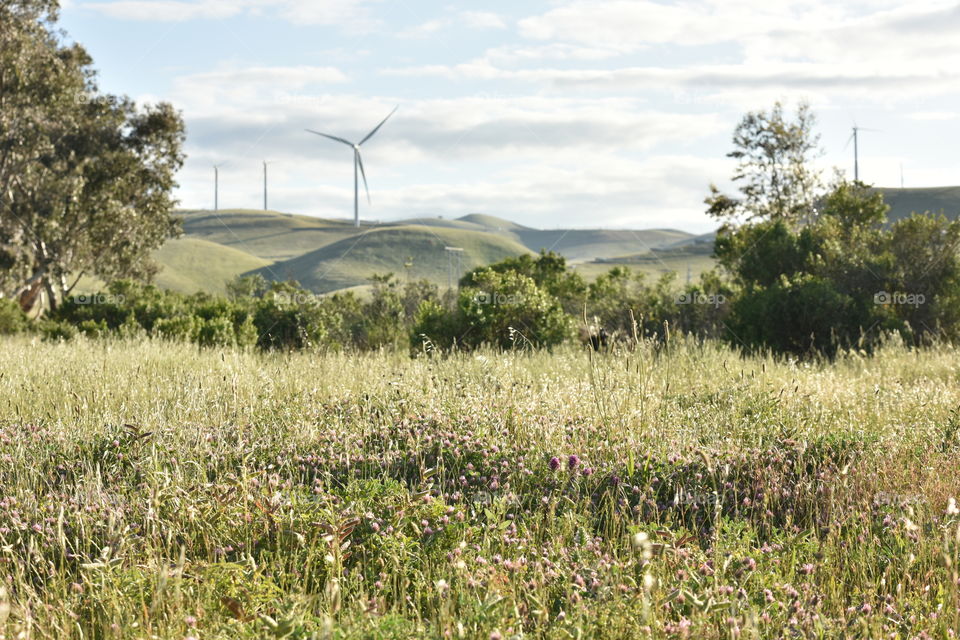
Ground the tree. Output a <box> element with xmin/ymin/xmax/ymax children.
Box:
<box><xmin>0</xmin><ymin>0</ymin><xmax>185</xmax><ymax>311</ymax></box>
<box><xmin>706</xmin><ymin>101</ymin><xmax>821</xmax><ymax>225</ymax></box>
<box><xmin>460</xmin><ymin>250</ymin><xmax>587</xmax><ymax>315</ymax></box>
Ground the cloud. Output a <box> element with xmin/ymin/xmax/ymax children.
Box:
<box><xmin>81</xmin><ymin>0</ymin><xmax>244</xmax><ymax>20</ymax></box>
<box><xmin>908</xmin><ymin>111</ymin><xmax>960</xmax><ymax>121</ymax></box>
<box><xmin>460</xmin><ymin>11</ymin><xmax>506</xmax><ymax>30</ymax></box>
<box><xmin>80</xmin><ymin>0</ymin><xmax>379</xmax><ymax>26</ymax></box>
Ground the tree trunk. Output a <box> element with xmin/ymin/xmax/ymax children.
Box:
<box><xmin>43</xmin><ymin>276</ymin><xmax>58</xmax><ymax>312</ymax></box>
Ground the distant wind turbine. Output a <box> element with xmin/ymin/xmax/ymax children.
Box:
<box><xmin>263</xmin><ymin>160</ymin><xmax>272</xmax><ymax>211</ymax></box>
<box><xmin>306</xmin><ymin>106</ymin><xmax>398</xmax><ymax>228</ymax></box>
<box><xmin>213</xmin><ymin>163</ymin><xmax>226</xmax><ymax>211</ymax></box>
<box><xmin>844</xmin><ymin>125</ymin><xmax>880</xmax><ymax>182</ymax></box>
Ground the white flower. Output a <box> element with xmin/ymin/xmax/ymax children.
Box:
<box><xmin>947</xmin><ymin>497</ymin><xmax>959</xmax><ymax>516</ymax></box>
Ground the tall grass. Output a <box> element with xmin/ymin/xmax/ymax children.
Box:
<box><xmin>1</xmin><ymin>335</ymin><xmax>959</xmax><ymax>638</ymax></box>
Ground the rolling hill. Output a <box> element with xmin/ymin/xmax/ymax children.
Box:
<box><xmin>876</xmin><ymin>186</ymin><xmax>960</xmax><ymax>223</ymax></box>
<box><xmin>139</xmin><ymin>185</ymin><xmax>959</xmax><ymax>296</ymax></box>
<box><xmin>178</xmin><ymin>209</ymin><xmax>361</xmax><ymax>261</ymax></box>
<box><xmin>153</xmin><ymin>237</ymin><xmax>271</xmax><ymax>295</ymax></box>
<box><xmin>248</xmin><ymin>225</ymin><xmax>533</xmax><ymax>293</ymax></box>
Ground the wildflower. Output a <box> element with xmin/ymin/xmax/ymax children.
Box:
<box><xmin>948</xmin><ymin>497</ymin><xmax>959</xmax><ymax>516</ymax></box>
<box><xmin>800</xmin><ymin>563</ymin><xmax>815</xmax><ymax>575</ymax></box>
<box><xmin>568</xmin><ymin>455</ymin><xmax>580</xmax><ymax>470</ymax></box>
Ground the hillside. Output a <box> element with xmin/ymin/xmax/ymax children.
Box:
<box><xmin>248</xmin><ymin>225</ymin><xmax>533</xmax><ymax>293</ymax></box>
<box><xmin>178</xmin><ymin>209</ymin><xmax>361</xmax><ymax>261</ymax></box>
<box><xmin>153</xmin><ymin>237</ymin><xmax>271</xmax><ymax>295</ymax></box>
<box><xmin>149</xmin><ymin>186</ymin><xmax>960</xmax><ymax>296</ymax></box>
<box><xmin>876</xmin><ymin>186</ymin><xmax>960</xmax><ymax>223</ymax></box>
<box><xmin>514</xmin><ymin>228</ymin><xmax>693</xmax><ymax>262</ymax></box>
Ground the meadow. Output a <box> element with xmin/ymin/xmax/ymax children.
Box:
<box><xmin>1</xmin><ymin>335</ymin><xmax>959</xmax><ymax>638</ymax></box>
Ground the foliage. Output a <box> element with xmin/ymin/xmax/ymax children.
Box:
<box><xmin>706</xmin><ymin>101</ymin><xmax>821</xmax><ymax>225</ymax></box>
<box><xmin>0</xmin><ymin>299</ymin><xmax>29</xmax><ymax>334</ymax></box>
<box><xmin>716</xmin><ymin>180</ymin><xmax>960</xmax><ymax>355</ymax></box>
<box><xmin>415</xmin><ymin>267</ymin><xmax>572</xmax><ymax>351</ymax></box>
<box><xmin>461</xmin><ymin>250</ymin><xmax>588</xmax><ymax>315</ymax></box>
<box><xmin>0</xmin><ymin>0</ymin><xmax>185</xmax><ymax>310</ymax></box>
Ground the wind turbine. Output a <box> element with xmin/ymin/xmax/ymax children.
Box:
<box><xmin>306</xmin><ymin>106</ymin><xmax>398</xmax><ymax>228</ymax></box>
<box><xmin>263</xmin><ymin>160</ymin><xmax>272</xmax><ymax>211</ymax></box>
<box><xmin>845</xmin><ymin>125</ymin><xmax>880</xmax><ymax>182</ymax></box>
<box><xmin>213</xmin><ymin>163</ymin><xmax>225</xmax><ymax>211</ymax></box>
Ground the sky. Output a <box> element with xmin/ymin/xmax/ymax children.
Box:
<box><xmin>57</xmin><ymin>0</ymin><xmax>960</xmax><ymax>233</ymax></box>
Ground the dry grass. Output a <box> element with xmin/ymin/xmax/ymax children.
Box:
<box><xmin>1</xmin><ymin>335</ymin><xmax>959</xmax><ymax>638</ymax></box>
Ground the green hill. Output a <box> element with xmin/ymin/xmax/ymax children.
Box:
<box><xmin>148</xmin><ymin>187</ymin><xmax>960</xmax><ymax>297</ymax></box>
<box><xmin>514</xmin><ymin>228</ymin><xmax>693</xmax><ymax>263</ymax></box>
<box><xmin>177</xmin><ymin>209</ymin><xmax>361</xmax><ymax>261</ymax></box>
<box><xmin>247</xmin><ymin>225</ymin><xmax>532</xmax><ymax>293</ymax></box>
<box><xmin>457</xmin><ymin>213</ymin><xmax>530</xmax><ymax>231</ymax></box>
<box><xmin>875</xmin><ymin>186</ymin><xmax>960</xmax><ymax>223</ymax></box>
<box><xmin>153</xmin><ymin>237</ymin><xmax>271</xmax><ymax>295</ymax></box>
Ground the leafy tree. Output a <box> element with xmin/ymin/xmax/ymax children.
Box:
<box><xmin>414</xmin><ymin>268</ymin><xmax>571</xmax><ymax>351</ymax></box>
<box><xmin>461</xmin><ymin>250</ymin><xmax>586</xmax><ymax>315</ymax></box>
<box><xmin>717</xmin><ymin>176</ymin><xmax>960</xmax><ymax>355</ymax></box>
<box><xmin>706</xmin><ymin>101</ymin><xmax>821</xmax><ymax>225</ymax></box>
<box><xmin>0</xmin><ymin>0</ymin><xmax>185</xmax><ymax>311</ymax></box>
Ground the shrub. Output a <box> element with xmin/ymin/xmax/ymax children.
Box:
<box><xmin>0</xmin><ymin>299</ymin><xmax>28</xmax><ymax>334</ymax></box>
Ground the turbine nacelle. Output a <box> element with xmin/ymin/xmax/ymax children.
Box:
<box><xmin>306</xmin><ymin>106</ymin><xmax>398</xmax><ymax>228</ymax></box>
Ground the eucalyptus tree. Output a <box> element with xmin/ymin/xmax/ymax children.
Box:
<box><xmin>0</xmin><ymin>0</ymin><xmax>185</xmax><ymax>310</ymax></box>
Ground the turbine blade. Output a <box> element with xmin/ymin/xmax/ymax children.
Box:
<box><xmin>356</xmin><ymin>149</ymin><xmax>371</xmax><ymax>204</ymax></box>
<box><xmin>359</xmin><ymin>105</ymin><xmax>398</xmax><ymax>146</ymax></box>
<box><xmin>842</xmin><ymin>132</ymin><xmax>854</xmax><ymax>151</ymax></box>
<box><xmin>305</xmin><ymin>129</ymin><xmax>354</xmax><ymax>146</ymax></box>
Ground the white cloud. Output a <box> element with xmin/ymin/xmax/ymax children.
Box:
<box><xmin>80</xmin><ymin>0</ymin><xmax>378</xmax><ymax>26</ymax></box>
<box><xmin>908</xmin><ymin>111</ymin><xmax>960</xmax><ymax>121</ymax></box>
<box><xmin>460</xmin><ymin>11</ymin><xmax>506</xmax><ymax>30</ymax></box>
<box><xmin>82</xmin><ymin>0</ymin><xmax>244</xmax><ymax>21</ymax></box>
<box><xmin>397</xmin><ymin>18</ymin><xmax>451</xmax><ymax>38</ymax></box>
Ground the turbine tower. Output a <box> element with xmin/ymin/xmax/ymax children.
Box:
<box><xmin>846</xmin><ymin>125</ymin><xmax>879</xmax><ymax>182</ymax></box>
<box><xmin>213</xmin><ymin>163</ymin><xmax>225</xmax><ymax>211</ymax></box>
<box><xmin>306</xmin><ymin>106</ymin><xmax>398</xmax><ymax>228</ymax></box>
<box><xmin>263</xmin><ymin>160</ymin><xmax>271</xmax><ymax>211</ymax></box>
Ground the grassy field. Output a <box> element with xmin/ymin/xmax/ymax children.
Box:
<box><xmin>2</xmin><ymin>337</ymin><xmax>960</xmax><ymax>638</ymax></box>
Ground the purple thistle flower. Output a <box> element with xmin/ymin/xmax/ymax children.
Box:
<box><xmin>549</xmin><ymin>456</ymin><xmax>561</xmax><ymax>471</ymax></box>
<box><xmin>568</xmin><ymin>455</ymin><xmax>580</xmax><ymax>470</ymax></box>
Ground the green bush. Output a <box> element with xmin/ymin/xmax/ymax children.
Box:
<box><xmin>0</xmin><ymin>299</ymin><xmax>29</xmax><ymax>334</ymax></box>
